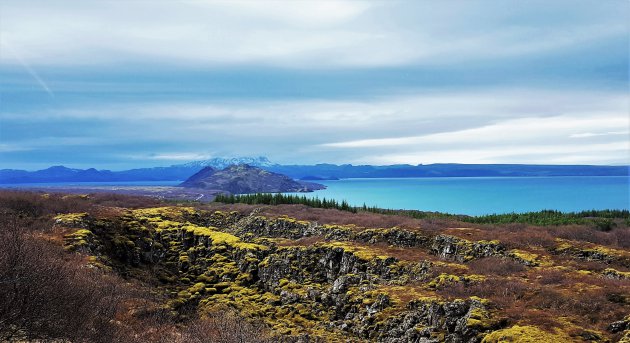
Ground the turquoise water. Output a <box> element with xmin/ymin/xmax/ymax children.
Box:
<box><xmin>301</xmin><ymin>176</ymin><xmax>629</xmax><ymax>215</ymax></box>
<box><xmin>2</xmin><ymin>177</ymin><xmax>628</xmax><ymax>216</ymax></box>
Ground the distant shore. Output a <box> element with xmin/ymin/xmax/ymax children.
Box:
<box><xmin>3</xmin><ymin>186</ymin><xmax>220</xmax><ymax>203</ymax></box>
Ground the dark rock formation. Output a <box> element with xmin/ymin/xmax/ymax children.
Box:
<box><xmin>179</xmin><ymin>164</ymin><xmax>325</xmax><ymax>194</ymax></box>
<box><xmin>60</xmin><ymin>208</ymin><xmax>506</xmax><ymax>342</ymax></box>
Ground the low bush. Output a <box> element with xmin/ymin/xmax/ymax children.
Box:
<box><xmin>467</xmin><ymin>257</ymin><xmax>526</xmax><ymax>276</ymax></box>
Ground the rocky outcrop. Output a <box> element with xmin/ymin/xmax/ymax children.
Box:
<box><xmin>179</xmin><ymin>164</ymin><xmax>325</xmax><ymax>193</ymax></box>
<box><xmin>602</xmin><ymin>268</ymin><xmax>630</xmax><ymax>280</ymax></box>
<box><xmin>57</xmin><ymin>207</ymin><xmax>528</xmax><ymax>342</ymax></box>
<box><xmin>553</xmin><ymin>239</ymin><xmax>630</xmax><ymax>268</ymax></box>
<box><xmin>431</xmin><ymin>235</ymin><xmax>505</xmax><ymax>262</ymax></box>
<box><xmin>371</xmin><ymin>297</ymin><xmax>501</xmax><ymax>342</ymax></box>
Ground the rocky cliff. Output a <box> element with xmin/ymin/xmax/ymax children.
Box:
<box><xmin>57</xmin><ymin>206</ymin><xmax>629</xmax><ymax>342</ymax></box>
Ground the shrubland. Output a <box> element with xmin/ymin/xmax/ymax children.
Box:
<box><xmin>1</xmin><ymin>190</ymin><xmax>628</xmax><ymax>342</ymax></box>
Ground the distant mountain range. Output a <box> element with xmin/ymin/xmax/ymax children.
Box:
<box><xmin>0</xmin><ymin>157</ymin><xmax>275</xmax><ymax>184</ymax></box>
<box><xmin>0</xmin><ymin>156</ymin><xmax>628</xmax><ymax>184</ymax></box>
<box><xmin>180</xmin><ymin>164</ymin><xmax>324</xmax><ymax>193</ymax></box>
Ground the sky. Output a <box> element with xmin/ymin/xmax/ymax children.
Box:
<box><xmin>0</xmin><ymin>0</ymin><xmax>628</xmax><ymax>170</ymax></box>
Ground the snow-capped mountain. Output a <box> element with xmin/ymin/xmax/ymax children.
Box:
<box><xmin>177</xmin><ymin>156</ymin><xmax>276</xmax><ymax>170</ymax></box>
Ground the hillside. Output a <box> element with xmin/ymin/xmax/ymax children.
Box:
<box><xmin>1</xmin><ymin>191</ymin><xmax>628</xmax><ymax>342</ymax></box>
<box><xmin>179</xmin><ymin>164</ymin><xmax>325</xmax><ymax>194</ymax></box>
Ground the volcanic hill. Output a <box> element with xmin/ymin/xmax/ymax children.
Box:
<box><xmin>179</xmin><ymin>164</ymin><xmax>325</xmax><ymax>194</ymax></box>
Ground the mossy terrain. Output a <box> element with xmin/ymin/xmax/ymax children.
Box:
<box><xmin>52</xmin><ymin>203</ymin><xmax>630</xmax><ymax>342</ymax></box>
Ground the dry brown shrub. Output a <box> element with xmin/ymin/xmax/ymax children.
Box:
<box><xmin>612</xmin><ymin>227</ymin><xmax>630</xmax><ymax>248</ymax></box>
<box><xmin>509</xmin><ymin>309</ymin><xmax>563</xmax><ymax>331</ymax></box>
<box><xmin>504</xmin><ymin>229</ymin><xmax>556</xmax><ymax>249</ymax></box>
<box><xmin>121</xmin><ymin>306</ymin><xmax>271</xmax><ymax>343</ymax></box>
<box><xmin>436</xmin><ymin>277</ymin><xmax>529</xmax><ymax>307</ymax></box>
<box><xmin>554</xmin><ymin>225</ymin><xmax>616</xmax><ymax>246</ymax></box>
<box><xmin>536</xmin><ymin>269</ymin><xmax>567</xmax><ymax>285</ymax></box>
<box><xmin>0</xmin><ymin>190</ymin><xmax>163</xmax><ymax>220</ymax></box>
<box><xmin>183</xmin><ymin>310</ymin><xmax>271</xmax><ymax>343</ymax></box>
<box><xmin>88</xmin><ymin>192</ymin><xmax>164</xmax><ymax>209</ymax></box>
<box><xmin>0</xmin><ymin>208</ymin><xmax>271</xmax><ymax>342</ymax></box>
<box><xmin>467</xmin><ymin>257</ymin><xmax>526</xmax><ymax>276</ymax></box>
<box><xmin>0</xmin><ymin>212</ymin><xmax>126</xmax><ymax>342</ymax></box>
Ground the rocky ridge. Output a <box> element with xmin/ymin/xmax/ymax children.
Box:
<box><xmin>57</xmin><ymin>206</ymin><xmax>629</xmax><ymax>342</ymax></box>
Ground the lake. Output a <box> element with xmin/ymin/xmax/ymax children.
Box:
<box><xmin>299</xmin><ymin>176</ymin><xmax>630</xmax><ymax>215</ymax></box>
<box><xmin>2</xmin><ymin>176</ymin><xmax>628</xmax><ymax>216</ymax></box>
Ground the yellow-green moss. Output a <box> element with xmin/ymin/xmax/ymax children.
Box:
<box><xmin>275</xmin><ymin>215</ymin><xmax>310</xmax><ymax>226</ymax></box>
<box><xmin>602</xmin><ymin>268</ymin><xmax>630</xmax><ymax>279</ymax></box>
<box><xmin>466</xmin><ymin>307</ymin><xmax>494</xmax><ymax>330</ymax></box>
<box><xmin>131</xmin><ymin>206</ymin><xmax>195</xmax><ymax>223</ymax></box>
<box><xmin>482</xmin><ymin>325</ymin><xmax>573</xmax><ymax>343</ymax></box>
<box><xmin>555</xmin><ymin>239</ymin><xmax>630</xmax><ymax>262</ymax></box>
<box><xmin>318</xmin><ymin>241</ymin><xmax>390</xmax><ymax>261</ymax></box>
<box><xmin>55</xmin><ymin>212</ymin><xmax>88</xmax><ymax>221</ymax></box>
<box><xmin>508</xmin><ymin>249</ymin><xmax>550</xmax><ymax>266</ymax></box>
<box><xmin>63</xmin><ymin>228</ymin><xmax>95</xmax><ymax>251</ymax></box>
<box><xmin>54</xmin><ymin>212</ymin><xmax>89</xmax><ymax>227</ymax></box>
<box><xmin>180</xmin><ymin>224</ymin><xmax>268</xmax><ymax>251</ymax></box>
<box><xmin>379</xmin><ymin>285</ymin><xmax>442</xmax><ymax>305</ymax></box>
<box><xmin>427</xmin><ymin>273</ymin><xmax>486</xmax><ymax>289</ymax></box>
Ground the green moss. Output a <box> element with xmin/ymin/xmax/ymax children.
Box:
<box><xmin>318</xmin><ymin>241</ymin><xmax>390</xmax><ymax>261</ymax></box>
<box><xmin>508</xmin><ymin>249</ymin><xmax>548</xmax><ymax>266</ymax></box>
<box><xmin>275</xmin><ymin>215</ymin><xmax>310</xmax><ymax>226</ymax></box>
<box><xmin>602</xmin><ymin>268</ymin><xmax>630</xmax><ymax>279</ymax></box>
<box><xmin>188</xmin><ymin>282</ymin><xmax>207</xmax><ymax>294</ymax></box>
<box><xmin>554</xmin><ymin>239</ymin><xmax>630</xmax><ymax>266</ymax></box>
<box><xmin>63</xmin><ymin>228</ymin><xmax>95</xmax><ymax>251</ymax></box>
<box><xmin>468</xmin><ymin>296</ymin><xmax>490</xmax><ymax>305</ymax></box>
<box><xmin>180</xmin><ymin>224</ymin><xmax>269</xmax><ymax>251</ymax></box>
<box><xmin>55</xmin><ymin>212</ymin><xmax>89</xmax><ymax>227</ymax></box>
<box><xmin>466</xmin><ymin>307</ymin><xmax>496</xmax><ymax>330</ymax></box>
<box><xmin>482</xmin><ymin>325</ymin><xmax>573</xmax><ymax>343</ymax></box>
<box><xmin>48</xmin><ymin>204</ymin><xmax>627</xmax><ymax>341</ymax></box>
<box><xmin>112</xmin><ymin>235</ymin><xmax>135</xmax><ymax>248</ymax></box>
<box><xmin>55</xmin><ymin>212</ymin><xmax>88</xmax><ymax>221</ymax></box>
<box><xmin>427</xmin><ymin>273</ymin><xmax>485</xmax><ymax>289</ymax></box>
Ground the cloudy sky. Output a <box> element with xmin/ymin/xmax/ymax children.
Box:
<box><xmin>0</xmin><ymin>0</ymin><xmax>628</xmax><ymax>170</ymax></box>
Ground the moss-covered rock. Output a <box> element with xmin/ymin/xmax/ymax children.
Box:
<box><xmin>554</xmin><ymin>239</ymin><xmax>630</xmax><ymax>267</ymax></box>
<box><xmin>59</xmin><ymin>206</ymin><xmax>621</xmax><ymax>342</ymax></box>
<box><xmin>431</xmin><ymin>235</ymin><xmax>505</xmax><ymax>262</ymax></box>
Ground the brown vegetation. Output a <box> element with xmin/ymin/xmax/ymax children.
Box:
<box><xmin>0</xmin><ymin>191</ymin><xmax>269</xmax><ymax>342</ymax></box>
<box><xmin>1</xmin><ymin>190</ymin><xmax>629</xmax><ymax>342</ymax></box>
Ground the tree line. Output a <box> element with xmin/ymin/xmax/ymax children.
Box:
<box><xmin>214</xmin><ymin>193</ymin><xmax>630</xmax><ymax>227</ymax></box>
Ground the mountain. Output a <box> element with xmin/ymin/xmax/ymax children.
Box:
<box><xmin>1</xmin><ymin>159</ymin><xmax>628</xmax><ymax>184</ymax></box>
<box><xmin>179</xmin><ymin>156</ymin><xmax>276</xmax><ymax>169</ymax></box>
<box><xmin>0</xmin><ymin>166</ymin><xmax>118</xmax><ymax>183</ymax></box>
<box><xmin>267</xmin><ymin>163</ymin><xmax>630</xmax><ymax>179</ymax></box>
<box><xmin>179</xmin><ymin>164</ymin><xmax>325</xmax><ymax>194</ymax></box>
<box><xmin>0</xmin><ymin>156</ymin><xmax>275</xmax><ymax>183</ymax></box>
